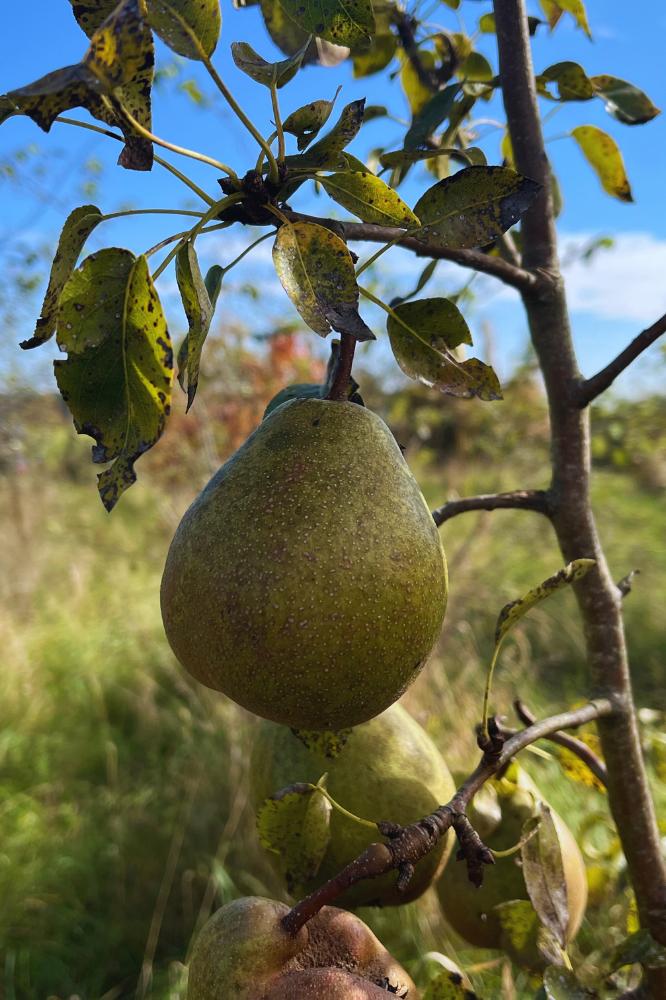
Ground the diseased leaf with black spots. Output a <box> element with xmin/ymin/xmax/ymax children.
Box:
<box><xmin>537</xmin><ymin>61</ymin><xmax>594</xmax><ymax>102</ymax></box>
<box><xmin>54</xmin><ymin>249</ymin><xmax>172</xmax><ymax>510</ymax></box>
<box><xmin>273</xmin><ymin>221</ymin><xmax>374</xmax><ymax>341</ymax></box>
<box><xmin>590</xmin><ymin>75</ymin><xmax>661</xmax><ymax>126</ymax></box>
<box><xmin>495</xmin><ymin>559</ymin><xmax>596</xmax><ymax>644</ymax></box>
<box><xmin>288</xmin><ymin>98</ymin><xmax>365</xmax><ymax>168</ymax></box>
<box><xmin>231</xmin><ymin>39</ymin><xmax>308</xmax><ymax>88</ymax></box>
<box><xmin>144</xmin><ymin>0</ymin><xmax>221</xmax><ymax>60</ymax></box>
<box><xmin>256</xmin><ymin>780</ymin><xmax>331</xmax><ymax>892</ymax></box>
<box><xmin>571</xmin><ymin>125</ymin><xmax>633</xmax><ymax>202</ymax></box>
<box><xmin>414</xmin><ymin>166</ymin><xmax>541</xmax><ymax>250</ymax></box>
<box><xmin>279</xmin><ymin>0</ymin><xmax>374</xmax><ymax>48</ymax></box>
<box><xmin>319</xmin><ymin>172</ymin><xmax>419</xmax><ymax>227</ymax></box>
<box><xmin>387</xmin><ymin>298</ymin><xmax>501</xmax><ymax>402</ymax></box>
<box><xmin>21</xmin><ymin>204</ymin><xmax>103</xmax><ymax>350</ymax></box>
<box><xmin>283</xmin><ymin>88</ymin><xmax>341</xmax><ymax>150</ymax></box>
<box><xmin>69</xmin><ymin>1</ymin><xmax>120</xmax><ymax>37</ymax></box>
<box><xmin>257</xmin><ymin>0</ymin><xmax>348</xmax><ymax>67</ymax></box>
<box><xmin>175</xmin><ymin>242</ymin><xmax>216</xmax><ymax>411</ymax></box>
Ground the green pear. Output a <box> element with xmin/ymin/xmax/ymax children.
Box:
<box><xmin>161</xmin><ymin>398</ymin><xmax>447</xmax><ymax>731</ymax></box>
<box><xmin>187</xmin><ymin>896</ymin><xmax>418</xmax><ymax>999</ymax></box>
<box><xmin>437</xmin><ymin>766</ymin><xmax>587</xmax><ymax>953</ymax></box>
<box><xmin>251</xmin><ymin>703</ymin><xmax>456</xmax><ymax>907</ymax></box>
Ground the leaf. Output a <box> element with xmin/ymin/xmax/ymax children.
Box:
<box><xmin>423</xmin><ymin>967</ymin><xmax>479</xmax><ymax>999</ymax></box>
<box><xmin>353</xmin><ymin>30</ymin><xmax>397</xmax><ymax>78</ymax></box>
<box><xmin>54</xmin><ymin>249</ymin><xmax>172</xmax><ymax>511</ymax></box>
<box><xmin>521</xmin><ymin>804</ymin><xmax>569</xmax><ymax>949</ymax></box>
<box><xmin>291</xmin><ymin>728</ymin><xmax>352</xmax><ymax>757</ymax></box>
<box><xmin>460</xmin><ymin>52</ymin><xmax>494</xmax><ymax>83</ymax></box>
<box><xmin>413</xmin><ymin>166</ymin><xmax>541</xmax><ymax>251</ymax></box>
<box><xmin>590</xmin><ymin>75</ymin><xmax>661</xmax><ymax>126</ymax></box>
<box><xmin>571</xmin><ymin>125</ymin><xmax>633</xmax><ymax>202</ymax></box>
<box><xmin>257</xmin><ymin>0</ymin><xmax>348</xmax><ymax>67</ymax></box>
<box><xmin>256</xmin><ymin>780</ymin><xmax>331</xmax><ymax>892</ymax></box>
<box><xmin>283</xmin><ymin>87</ymin><xmax>341</xmax><ymax>150</ymax></box>
<box><xmin>480</xmin><ymin>12</ymin><xmax>543</xmax><ymax>34</ymax></box>
<box><xmin>379</xmin><ymin>146</ymin><xmax>477</xmax><ymax>171</ymax></box>
<box><xmin>400</xmin><ymin>50</ymin><xmax>437</xmax><ymax>116</ymax></box>
<box><xmin>555</xmin><ymin>732</ymin><xmax>605</xmax><ymax>793</ymax></box>
<box><xmin>278</xmin><ymin>0</ymin><xmax>374</xmax><ymax>48</ymax></box>
<box><xmin>144</xmin><ymin>0</ymin><xmax>221</xmax><ymax>60</ymax></box>
<box><xmin>230</xmin><ymin>39</ymin><xmax>308</xmax><ymax>88</ymax></box>
<box><xmin>404</xmin><ymin>84</ymin><xmax>461</xmax><ymax>150</ymax></box>
<box><xmin>496</xmin><ymin>900</ymin><xmax>565</xmax><ymax>970</ymax></box>
<box><xmin>542</xmin><ymin>967</ymin><xmax>596</xmax><ymax>999</ymax></box>
<box><xmin>538</xmin><ymin>62</ymin><xmax>594</xmax><ymax>102</ymax></box>
<box><xmin>495</xmin><ymin>559</ymin><xmax>595</xmax><ymax>644</ymax></box>
<box><xmin>608</xmin><ymin>929</ymin><xmax>666</xmax><ymax>972</ymax></box>
<box><xmin>69</xmin><ymin>1</ymin><xmax>119</xmax><ymax>36</ymax></box>
<box><xmin>390</xmin><ymin>259</ymin><xmax>438</xmax><ymax>307</ymax></box>
<box><xmin>273</xmin><ymin>221</ymin><xmax>374</xmax><ymax>341</ymax></box>
<box><xmin>540</xmin><ymin>0</ymin><xmax>591</xmax><ymax>38</ymax></box>
<box><xmin>175</xmin><ymin>242</ymin><xmax>215</xmax><ymax>411</ymax></box>
<box><xmin>20</xmin><ymin>204</ymin><xmax>103</xmax><ymax>350</ymax></box>
<box><xmin>292</xmin><ymin>98</ymin><xmax>366</xmax><ymax>168</ymax></box>
<box><xmin>387</xmin><ymin>298</ymin><xmax>501</xmax><ymax>402</ymax></box>
<box><xmin>319</xmin><ymin>172</ymin><xmax>419</xmax><ymax>227</ymax></box>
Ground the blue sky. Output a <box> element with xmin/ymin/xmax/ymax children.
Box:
<box><xmin>1</xmin><ymin>0</ymin><xmax>665</xmax><ymax>396</ymax></box>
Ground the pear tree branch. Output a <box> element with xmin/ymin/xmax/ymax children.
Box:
<box><xmin>512</xmin><ymin>699</ymin><xmax>608</xmax><ymax>787</ymax></box>
<box><xmin>281</xmin><ymin>698</ymin><xmax>613</xmax><ymax>937</ymax></box>
<box><xmin>576</xmin><ymin>312</ymin><xmax>666</xmax><ymax>407</ymax></box>
<box><xmin>431</xmin><ymin>489</ymin><xmax>550</xmax><ymax>525</ymax></box>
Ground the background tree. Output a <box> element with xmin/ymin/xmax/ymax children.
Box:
<box><xmin>1</xmin><ymin>0</ymin><xmax>665</xmax><ymax>997</ymax></box>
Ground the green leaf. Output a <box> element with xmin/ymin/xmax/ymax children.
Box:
<box><xmin>353</xmin><ymin>30</ymin><xmax>397</xmax><ymax>78</ymax></box>
<box><xmin>379</xmin><ymin>146</ymin><xmax>477</xmax><ymax>171</ymax></box>
<box><xmin>404</xmin><ymin>84</ymin><xmax>460</xmax><ymax>149</ymax></box>
<box><xmin>319</xmin><ymin>172</ymin><xmax>419</xmax><ymax>227</ymax></box>
<box><xmin>460</xmin><ymin>51</ymin><xmax>494</xmax><ymax>83</ymax></box>
<box><xmin>145</xmin><ymin>0</ymin><xmax>221</xmax><ymax>60</ymax></box>
<box><xmin>282</xmin><ymin>87</ymin><xmax>341</xmax><ymax>150</ymax></box>
<box><xmin>495</xmin><ymin>559</ymin><xmax>595</xmax><ymax>645</ymax></box>
<box><xmin>608</xmin><ymin>929</ymin><xmax>666</xmax><ymax>972</ymax></box>
<box><xmin>538</xmin><ymin>61</ymin><xmax>594</xmax><ymax>102</ymax></box>
<box><xmin>175</xmin><ymin>242</ymin><xmax>215</xmax><ymax>411</ymax></box>
<box><xmin>413</xmin><ymin>166</ymin><xmax>541</xmax><ymax>250</ymax></box>
<box><xmin>54</xmin><ymin>249</ymin><xmax>172</xmax><ymax>511</ymax></box>
<box><xmin>521</xmin><ymin>804</ymin><xmax>569</xmax><ymax>949</ymax></box>
<box><xmin>387</xmin><ymin>298</ymin><xmax>501</xmax><ymax>402</ymax></box>
<box><xmin>423</xmin><ymin>967</ymin><xmax>479</xmax><ymax>999</ymax></box>
<box><xmin>20</xmin><ymin>204</ymin><xmax>103</xmax><ymax>350</ymax></box>
<box><xmin>496</xmin><ymin>900</ymin><xmax>565</xmax><ymax>970</ymax></box>
<box><xmin>278</xmin><ymin>0</ymin><xmax>374</xmax><ymax>48</ymax></box>
<box><xmin>590</xmin><ymin>75</ymin><xmax>661</xmax><ymax>126</ymax></box>
<box><xmin>256</xmin><ymin>780</ymin><xmax>331</xmax><ymax>892</ymax></box>
<box><xmin>292</xmin><ymin>98</ymin><xmax>366</xmax><ymax>168</ymax></box>
<box><xmin>230</xmin><ymin>39</ymin><xmax>309</xmax><ymax>88</ymax></box>
<box><xmin>542</xmin><ymin>967</ymin><xmax>596</xmax><ymax>999</ymax></box>
<box><xmin>273</xmin><ymin>221</ymin><xmax>374</xmax><ymax>341</ymax></box>
<box><xmin>571</xmin><ymin>125</ymin><xmax>633</xmax><ymax>202</ymax></box>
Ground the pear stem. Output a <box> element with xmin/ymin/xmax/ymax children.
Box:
<box><xmin>324</xmin><ymin>333</ymin><xmax>356</xmax><ymax>402</ymax></box>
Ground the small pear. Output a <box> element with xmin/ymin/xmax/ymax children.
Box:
<box><xmin>251</xmin><ymin>703</ymin><xmax>456</xmax><ymax>907</ymax></box>
<box><xmin>437</xmin><ymin>766</ymin><xmax>587</xmax><ymax>954</ymax></box>
<box><xmin>161</xmin><ymin>398</ymin><xmax>447</xmax><ymax>730</ymax></box>
<box><xmin>187</xmin><ymin>896</ymin><xmax>417</xmax><ymax>999</ymax></box>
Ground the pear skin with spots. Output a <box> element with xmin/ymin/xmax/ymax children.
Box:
<box><xmin>161</xmin><ymin>398</ymin><xmax>448</xmax><ymax>730</ymax></box>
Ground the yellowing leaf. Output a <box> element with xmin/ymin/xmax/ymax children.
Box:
<box><xmin>496</xmin><ymin>899</ymin><xmax>564</xmax><ymax>970</ymax></box>
<box><xmin>273</xmin><ymin>221</ymin><xmax>374</xmax><ymax>341</ymax></box>
<box><xmin>556</xmin><ymin>732</ymin><xmax>606</xmax><ymax>793</ymax></box>
<box><xmin>84</xmin><ymin>0</ymin><xmax>150</xmax><ymax>89</ymax></box>
<box><xmin>291</xmin><ymin>98</ymin><xmax>365</xmax><ymax>169</ymax></box>
<box><xmin>319</xmin><ymin>172</ymin><xmax>419</xmax><ymax>227</ymax></box>
<box><xmin>495</xmin><ymin>559</ymin><xmax>595</xmax><ymax>644</ymax></box>
<box><xmin>54</xmin><ymin>250</ymin><xmax>172</xmax><ymax>511</ymax></box>
<box><xmin>20</xmin><ymin>204</ymin><xmax>103</xmax><ymax>350</ymax></box>
<box><xmin>538</xmin><ymin>61</ymin><xmax>594</xmax><ymax>102</ymax></box>
<box><xmin>279</xmin><ymin>0</ymin><xmax>374</xmax><ymax>48</ymax></box>
<box><xmin>540</xmin><ymin>0</ymin><xmax>591</xmax><ymax>38</ymax></box>
<box><xmin>69</xmin><ymin>1</ymin><xmax>119</xmax><ymax>36</ymax></box>
<box><xmin>400</xmin><ymin>51</ymin><xmax>437</xmax><ymax>115</ymax></box>
<box><xmin>387</xmin><ymin>298</ymin><xmax>501</xmax><ymax>402</ymax></box>
<box><xmin>572</xmin><ymin>125</ymin><xmax>633</xmax><ymax>202</ymax></box>
<box><xmin>256</xmin><ymin>781</ymin><xmax>331</xmax><ymax>893</ymax></box>
<box><xmin>283</xmin><ymin>87</ymin><xmax>341</xmax><ymax>150</ymax></box>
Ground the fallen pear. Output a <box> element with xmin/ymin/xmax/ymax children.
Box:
<box><xmin>161</xmin><ymin>398</ymin><xmax>447</xmax><ymax>730</ymax></box>
<box><xmin>251</xmin><ymin>703</ymin><xmax>456</xmax><ymax>907</ymax></box>
<box><xmin>437</xmin><ymin>765</ymin><xmax>587</xmax><ymax>955</ymax></box>
<box><xmin>186</xmin><ymin>895</ymin><xmax>418</xmax><ymax>999</ymax></box>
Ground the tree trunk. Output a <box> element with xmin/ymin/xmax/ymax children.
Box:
<box><xmin>493</xmin><ymin>1</ymin><xmax>666</xmax><ymax>993</ymax></box>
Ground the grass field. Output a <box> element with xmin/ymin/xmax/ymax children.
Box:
<box><xmin>1</xmin><ymin>396</ymin><xmax>664</xmax><ymax>999</ymax></box>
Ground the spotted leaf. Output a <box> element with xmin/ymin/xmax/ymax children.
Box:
<box><xmin>231</xmin><ymin>39</ymin><xmax>309</xmax><ymax>88</ymax></box>
<box><xmin>283</xmin><ymin>87</ymin><xmax>341</xmax><ymax>150</ymax></box>
<box><xmin>145</xmin><ymin>0</ymin><xmax>221</xmax><ymax>59</ymax></box>
<box><xmin>278</xmin><ymin>0</ymin><xmax>374</xmax><ymax>48</ymax></box>
<box><xmin>319</xmin><ymin>172</ymin><xmax>419</xmax><ymax>227</ymax></box>
<box><xmin>590</xmin><ymin>75</ymin><xmax>661</xmax><ymax>126</ymax></box>
<box><xmin>175</xmin><ymin>243</ymin><xmax>218</xmax><ymax>411</ymax></box>
<box><xmin>571</xmin><ymin>125</ymin><xmax>633</xmax><ymax>202</ymax></box>
<box><xmin>495</xmin><ymin>559</ymin><xmax>596</xmax><ymax>644</ymax></box>
<box><xmin>256</xmin><ymin>779</ymin><xmax>331</xmax><ymax>893</ymax></box>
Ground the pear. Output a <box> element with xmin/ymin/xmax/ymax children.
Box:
<box><xmin>161</xmin><ymin>398</ymin><xmax>447</xmax><ymax>731</ymax></box>
<box><xmin>187</xmin><ymin>895</ymin><xmax>418</xmax><ymax>999</ymax></box>
<box><xmin>437</xmin><ymin>766</ymin><xmax>587</xmax><ymax>954</ymax></box>
<box><xmin>251</xmin><ymin>703</ymin><xmax>456</xmax><ymax>907</ymax></box>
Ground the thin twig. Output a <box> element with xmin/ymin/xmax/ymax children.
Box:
<box><xmin>325</xmin><ymin>333</ymin><xmax>357</xmax><ymax>401</ymax></box>
<box><xmin>281</xmin><ymin>699</ymin><xmax>613</xmax><ymax>936</ymax></box>
<box><xmin>513</xmin><ymin>699</ymin><xmax>608</xmax><ymax>787</ymax></box>
<box><xmin>432</xmin><ymin>489</ymin><xmax>550</xmax><ymax>526</ymax></box>
<box><xmin>281</xmin><ymin>211</ymin><xmax>543</xmax><ymax>294</ymax></box>
<box><xmin>576</xmin><ymin>313</ymin><xmax>666</xmax><ymax>406</ymax></box>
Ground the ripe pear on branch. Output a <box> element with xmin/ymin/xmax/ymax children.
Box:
<box><xmin>186</xmin><ymin>895</ymin><xmax>418</xmax><ymax>999</ymax></box>
<box><xmin>251</xmin><ymin>703</ymin><xmax>456</xmax><ymax>907</ymax></box>
<box><xmin>161</xmin><ymin>397</ymin><xmax>448</xmax><ymax>731</ymax></box>
<box><xmin>437</xmin><ymin>764</ymin><xmax>587</xmax><ymax>963</ymax></box>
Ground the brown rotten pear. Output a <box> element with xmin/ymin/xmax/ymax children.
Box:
<box><xmin>438</xmin><ymin>765</ymin><xmax>587</xmax><ymax>955</ymax></box>
<box><xmin>161</xmin><ymin>398</ymin><xmax>448</xmax><ymax>730</ymax></box>
<box><xmin>186</xmin><ymin>895</ymin><xmax>418</xmax><ymax>999</ymax></box>
<box><xmin>251</xmin><ymin>703</ymin><xmax>456</xmax><ymax>907</ymax></box>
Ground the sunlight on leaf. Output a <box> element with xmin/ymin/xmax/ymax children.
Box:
<box><xmin>283</xmin><ymin>87</ymin><xmax>341</xmax><ymax>150</ymax></box>
<box><xmin>279</xmin><ymin>0</ymin><xmax>374</xmax><ymax>48</ymax></box>
<box><xmin>319</xmin><ymin>171</ymin><xmax>419</xmax><ymax>227</ymax></box>
<box><xmin>145</xmin><ymin>0</ymin><xmax>221</xmax><ymax>60</ymax></box>
<box><xmin>571</xmin><ymin>125</ymin><xmax>633</xmax><ymax>202</ymax></box>
<box><xmin>495</xmin><ymin>559</ymin><xmax>595</xmax><ymax>644</ymax></box>
<box><xmin>256</xmin><ymin>780</ymin><xmax>331</xmax><ymax>893</ymax></box>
